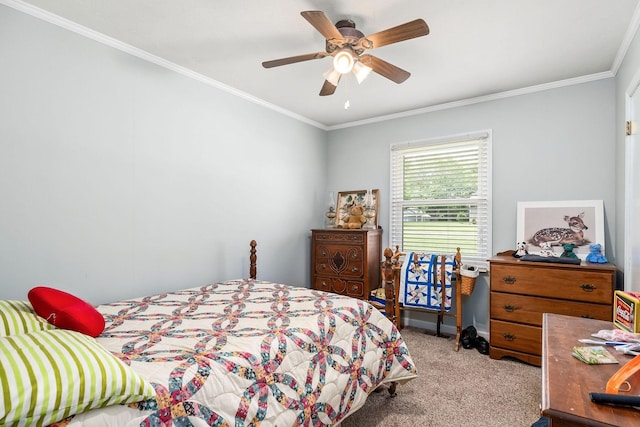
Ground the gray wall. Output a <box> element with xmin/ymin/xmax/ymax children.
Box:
<box><xmin>0</xmin><ymin>6</ymin><xmax>327</xmax><ymax>304</ymax></box>
<box><xmin>326</xmin><ymin>79</ymin><xmax>617</xmax><ymax>334</ymax></box>
<box><xmin>1</xmin><ymin>4</ymin><xmax>635</xmax><ymax>338</ymax></box>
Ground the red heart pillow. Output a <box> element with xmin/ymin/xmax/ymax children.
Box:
<box><xmin>28</xmin><ymin>287</ymin><xmax>105</xmax><ymax>337</ymax></box>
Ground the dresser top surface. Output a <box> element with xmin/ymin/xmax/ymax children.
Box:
<box><xmin>312</xmin><ymin>228</ymin><xmax>382</xmax><ymax>233</ymax></box>
<box><xmin>488</xmin><ymin>254</ymin><xmax>617</xmax><ymax>272</ymax></box>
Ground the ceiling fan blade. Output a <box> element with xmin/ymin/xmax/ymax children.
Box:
<box><xmin>319</xmin><ymin>79</ymin><xmax>338</xmax><ymax>96</ymax></box>
<box><xmin>301</xmin><ymin>11</ymin><xmax>344</xmax><ymax>41</ymax></box>
<box><xmin>262</xmin><ymin>52</ymin><xmax>329</xmax><ymax>68</ymax></box>
<box><xmin>364</xmin><ymin>19</ymin><xmax>429</xmax><ymax>49</ymax></box>
<box><xmin>360</xmin><ymin>54</ymin><xmax>410</xmax><ymax>84</ymax></box>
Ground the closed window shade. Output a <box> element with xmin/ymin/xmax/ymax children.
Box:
<box><xmin>390</xmin><ymin>132</ymin><xmax>492</xmax><ymax>266</ymax></box>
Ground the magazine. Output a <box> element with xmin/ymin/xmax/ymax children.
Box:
<box><xmin>572</xmin><ymin>346</ymin><xmax>619</xmax><ymax>365</ymax></box>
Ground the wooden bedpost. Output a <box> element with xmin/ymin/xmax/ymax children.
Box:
<box><xmin>250</xmin><ymin>240</ymin><xmax>257</xmax><ymax>280</ymax></box>
<box><xmin>382</xmin><ymin>247</ymin><xmax>396</xmax><ymax>328</ymax></box>
<box><xmin>453</xmin><ymin>247</ymin><xmax>462</xmax><ymax>351</ymax></box>
<box><xmin>382</xmin><ymin>246</ymin><xmax>399</xmax><ymax>397</ymax></box>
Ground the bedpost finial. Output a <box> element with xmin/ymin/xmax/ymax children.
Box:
<box><xmin>384</xmin><ymin>247</ymin><xmax>393</xmax><ymax>258</ymax></box>
<box><xmin>249</xmin><ymin>240</ymin><xmax>257</xmax><ymax>280</ymax></box>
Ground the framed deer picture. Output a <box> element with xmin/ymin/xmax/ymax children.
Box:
<box><xmin>516</xmin><ymin>200</ymin><xmax>604</xmax><ymax>260</ymax></box>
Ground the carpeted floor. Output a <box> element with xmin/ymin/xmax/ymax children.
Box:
<box><xmin>340</xmin><ymin>327</ymin><xmax>542</xmax><ymax>427</ymax></box>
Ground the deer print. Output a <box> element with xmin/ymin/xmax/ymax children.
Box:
<box><xmin>531</xmin><ymin>212</ymin><xmax>589</xmax><ymax>247</ymax></box>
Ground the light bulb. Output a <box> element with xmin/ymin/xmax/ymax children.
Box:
<box><xmin>333</xmin><ymin>49</ymin><xmax>355</xmax><ymax>74</ymax></box>
<box><xmin>322</xmin><ymin>67</ymin><xmax>341</xmax><ymax>86</ymax></box>
<box><xmin>352</xmin><ymin>61</ymin><xmax>372</xmax><ymax>84</ymax></box>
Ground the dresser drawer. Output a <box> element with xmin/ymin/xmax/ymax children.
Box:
<box><xmin>490</xmin><ymin>264</ymin><xmax>613</xmax><ymax>304</ymax></box>
<box><xmin>313</xmin><ymin>231</ymin><xmax>364</xmax><ymax>244</ymax></box>
<box><xmin>314</xmin><ymin>277</ymin><xmax>365</xmax><ymax>298</ymax></box>
<box><xmin>314</xmin><ymin>244</ymin><xmax>364</xmax><ymax>278</ymax></box>
<box><xmin>491</xmin><ymin>292</ymin><xmax>612</xmax><ymax>326</ymax></box>
<box><xmin>490</xmin><ymin>319</ymin><xmax>541</xmax><ymax>355</ymax></box>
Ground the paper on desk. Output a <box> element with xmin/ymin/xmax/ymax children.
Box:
<box><xmin>592</xmin><ymin>329</ymin><xmax>640</xmax><ymax>343</ymax></box>
<box><xmin>573</xmin><ymin>346</ymin><xmax>619</xmax><ymax>364</ymax></box>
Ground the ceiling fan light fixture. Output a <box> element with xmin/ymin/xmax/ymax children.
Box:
<box><xmin>352</xmin><ymin>61</ymin><xmax>372</xmax><ymax>84</ymax></box>
<box><xmin>333</xmin><ymin>49</ymin><xmax>355</xmax><ymax>74</ymax></box>
<box><xmin>322</xmin><ymin>67</ymin><xmax>341</xmax><ymax>86</ymax></box>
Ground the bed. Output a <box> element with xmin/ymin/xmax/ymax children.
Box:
<box><xmin>0</xmin><ymin>241</ymin><xmax>417</xmax><ymax>426</ymax></box>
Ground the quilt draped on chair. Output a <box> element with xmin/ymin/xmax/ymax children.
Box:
<box><xmin>400</xmin><ymin>252</ymin><xmax>457</xmax><ymax>311</ymax></box>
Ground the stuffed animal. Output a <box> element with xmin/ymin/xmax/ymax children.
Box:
<box><xmin>539</xmin><ymin>242</ymin><xmax>556</xmax><ymax>257</ymax></box>
<box><xmin>560</xmin><ymin>243</ymin><xmax>578</xmax><ymax>259</ymax></box>
<box><xmin>341</xmin><ymin>205</ymin><xmax>367</xmax><ymax>229</ymax></box>
<box><xmin>513</xmin><ymin>241</ymin><xmax>528</xmax><ymax>258</ymax></box>
<box><xmin>585</xmin><ymin>243</ymin><xmax>608</xmax><ymax>263</ymax></box>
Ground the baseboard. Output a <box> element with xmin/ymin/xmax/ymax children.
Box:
<box><xmin>402</xmin><ymin>315</ymin><xmax>489</xmax><ymax>340</ymax></box>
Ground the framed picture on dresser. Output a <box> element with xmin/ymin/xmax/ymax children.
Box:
<box><xmin>336</xmin><ymin>189</ymin><xmax>379</xmax><ymax>228</ymax></box>
<box><xmin>516</xmin><ymin>200</ymin><xmax>604</xmax><ymax>259</ymax></box>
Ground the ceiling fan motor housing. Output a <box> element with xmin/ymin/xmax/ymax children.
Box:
<box><xmin>325</xmin><ymin>20</ymin><xmax>372</xmax><ymax>55</ymax></box>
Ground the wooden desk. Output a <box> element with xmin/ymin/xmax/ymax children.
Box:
<box><xmin>541</xmin><ymin>313</ymin><xmax>640</xmax><ymax>426</ymax></box>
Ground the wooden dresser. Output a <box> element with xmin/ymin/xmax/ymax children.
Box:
<box><xmin>488</xmin><ymin>254</ymin><xmax>616</xmax><ymax>366</ymax></box>
<box><xmin>310</xmin><ymin>229</ymin><xmax>382</xmax><ymax>299</ymax></box>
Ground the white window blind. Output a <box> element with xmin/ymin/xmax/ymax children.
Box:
<box><xmin>390</xmin><ymin>132</ymin><xmax>492</xmax><ymax>266</ymax></box>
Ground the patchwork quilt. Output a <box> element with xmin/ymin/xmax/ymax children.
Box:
<box><xmin>50</xmin><ymin>280</ymin><xmax>417</xmax><ymax>427</ymax></box>
<box><xmin>400</xmin><ymin>253</ymin><xmax>457</xmax><ymax>311</ymax></box>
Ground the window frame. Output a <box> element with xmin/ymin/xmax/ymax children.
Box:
<box><xmin>389</xmin><ymin>131</ymin><xmax>492</xmax><ymax>269</ymax></box>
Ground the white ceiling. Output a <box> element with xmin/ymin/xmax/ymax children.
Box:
<box><xmin>9</xmin><ymin>0</ymin><xmax>640</xmax><ymax>129</ymax></box>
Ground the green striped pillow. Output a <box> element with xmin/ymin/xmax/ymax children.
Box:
<box><xmin>0</xmin><ymin>300</ymin><xmax>55</xmax><ymax>336</ymax></box>
<box><xmin>0</xmin><ymin>329</ymin><xmax>155</xmax><ymax>426</ymax></box>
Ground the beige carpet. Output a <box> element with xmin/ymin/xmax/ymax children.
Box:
<box><xmin>341</xmin><ymin>327</ymin><xmax>542</xmax><ymax>427</ymax></box>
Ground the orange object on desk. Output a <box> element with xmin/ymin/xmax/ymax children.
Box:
<box><xmin>606</xmin><ymin>353</ymin><xmax>640</xmax><ymax>394</ymax></box>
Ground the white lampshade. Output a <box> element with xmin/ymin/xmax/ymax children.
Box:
<box><xmin>352</xmin><ymin>61</ymin><xmax>372</xmax><ymax>84</ymax></box>
<box><xmin>333</xmin><ymin>49</ymin><xmax>355</xmax><ymax>74</ymax></box>
<box><xmin>322</xmin><ymin>67</ymin><xmax>341</xmax><ymax>86</ymax></box>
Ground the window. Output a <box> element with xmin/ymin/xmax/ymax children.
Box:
<box><xmin>390</xmin><ymin>132</ymin><xmax>492</xmax><ymax>267</ymax></box>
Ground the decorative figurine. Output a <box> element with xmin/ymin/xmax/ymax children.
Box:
<box><xmin>513</xmin><ymin>241</ymin><xmax>528</xmax><ymax>258</ymax></box>
<box><xmin>560</xmin><ymin>243</ymin><xmax>578</xmax><ymax>259</ymax></box>
<box><xmin>340</xmin><ymin>205</ymin><xmax>367</xmax><ymax>229</ymax></box>
<box><xmin>585</xmin><ymin>243</ymin><xmax>607</xmax><ymax>263</ymax></box>
<box><xmin>538</xmin><ymin>242</ymin><xmax>556</xmax><ymax>257</ymax></box>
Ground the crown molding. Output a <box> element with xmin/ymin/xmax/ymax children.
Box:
<box><xmin>612</xmin><ymin>0</ymin><xmax>640</xmax><ymax>75</ymax></box>
<box><xmin>327</xmin><ymin>72</ymin><xmax>615</xmax><ymax>130</ymax></box>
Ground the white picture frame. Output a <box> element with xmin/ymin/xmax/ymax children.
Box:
<box><xmin>516</xmin><ymin>200</ymin><xmax>604</xmax><ymax>260</ymax></box>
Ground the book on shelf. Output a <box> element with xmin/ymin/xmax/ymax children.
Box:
<box><xmin>572</xmin><ymin>346</ymin><xmax>619</xmax><ymax>365</ymax></box>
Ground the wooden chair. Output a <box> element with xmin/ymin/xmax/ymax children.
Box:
<box><xmin>375</xmin><ymin>247</ymin><xmax>464</xmax><ymax>350</ymax></box>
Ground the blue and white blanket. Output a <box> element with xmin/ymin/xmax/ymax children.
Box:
<box><xmin>400</xmin><ymin>252</ymin><xmax>457</xmax><ymax>311</ymax></box>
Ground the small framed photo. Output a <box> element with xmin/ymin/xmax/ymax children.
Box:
<box><xmin>336</xmin><ymin>189</ymin><xmax>379</xmax><ymax>228</ymax></box>
<box><xmin>516</xmin><ymin>200</ymin><xmax>604</xmax><ymax>259</ymax></box>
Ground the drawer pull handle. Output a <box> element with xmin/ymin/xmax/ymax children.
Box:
<box><xmin>503</xmin><ymin>304</ymin><xmax>518</xmax><ymax>312</ymax></box>
<box><xmin>580</xmin><ymin>283</ymin><xmax>596</xmax><ymax>292</ymax></box>
<box><xmin>352</xmin><ymin>285</ymin><xmax>359</xmax><ymax>291</ymax></box>
<box><xmin>503</xmin><ymin>333</ymin><xmax>516</xmax><ymax>341</ymax></box>
<box><xmin>502</xmin><ymin>276</ymin><xmax>516</xmax><ymax>284</ymax></box>
<box><xmin>352</xmin><ymin>268</ymin><xmax>359</xmax><ymax>272</ymax></box>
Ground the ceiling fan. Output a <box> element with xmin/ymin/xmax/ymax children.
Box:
<box><xmin>262</xmin><ymin>11</ymin><xmax>429</xmax><ymax>96</ymax></box>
